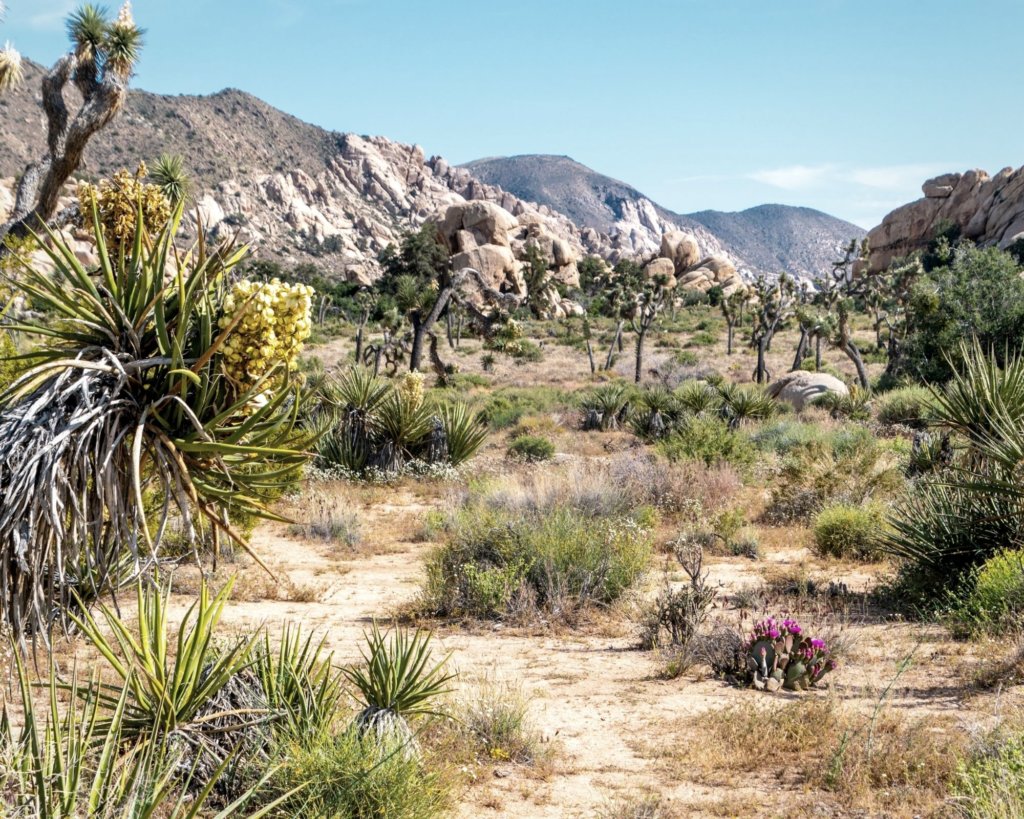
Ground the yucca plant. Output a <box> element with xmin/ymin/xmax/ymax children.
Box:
<box><xmin>0</xmin><ymin>640</ymin><xmax>288</xmax><ymax>818</ymax></box>
<box><xmin>436</xmin><ymin>401</ymin><xmax>488</xmax><ymax>466</ymax></box>
<box><xmin>343</xmin><ymin>623</ymin><xmax>455</xmax><ymax>754</ymax></box>
<box><xmin>0</xmin><ymin>204</ymin><xmax>311</xmax><ymax>646</ymax></box>
<box><xmin>70</xmin><ymin>579</ymin><xmax>262</xmax><ymax>759</ymax></box>
<box><xmin>675</xmin><ymin>380</ymin><xmax>723</xmax><ymax>415</ymax></box>
<box><xmin>580</xmin><ymin>383</ymin><xmax>631</xmax><ymax>431</ymax></box>
<box><xmin>253</xmin><ymin>624</ymin><xmax>345</xmax><ymax>745</ymax></box>
<box><xmin>150</xmin><ymin>154</ymin><xmax>191</xmax><ymax>208</ymax></box>
<box><xmin>718</xmin><ymin>383</ymin><xmax>779</xmax><ymax>424</ymax></box>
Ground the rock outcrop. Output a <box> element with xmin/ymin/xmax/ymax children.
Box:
<box><xmin>767</xmin><ymin>371</ymin><xmax>849</xmax><ymax>412</ymax></box>
<box><xmin>652</xmin><ymin>230</ymin><xmax>745</xmax><ymax>296</ymax></box>
<box><xmin>866</xmin><ymin>167</ymin><xmax>1024</xmax><ymax>272</ymax></box>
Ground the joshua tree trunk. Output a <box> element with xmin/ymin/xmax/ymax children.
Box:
<box><xmin>408</xmin><ymin>287</ymin><xmax>455</xmax><ymax>372</ymax></box>
<box><xmin>792</xmin><ymin>328</ymin><xmax>809</xmax><ymax>371</ymax></box>
<box><xmin>445</xmin><ymin>310</ymin><xmax>455</xmax><ymax>349</ymax></box>
<box><xmin>844</xmin><ymin>342</ymin><xmax>870</xmax><ymax>389</ymax></box>
<box><xmin>586</xmin><ymin>338</ymin><xmax>596</xmax><ymax>374</ymax></box>
<box><xmin>634</xmin><ymin>327</ymin><xmax>647</xmax><ymax>384</ymax></box>
<box><xmin>605</xmin><ymin>320</ymin><xmax>624</xmax><ymax>370</ymax></box>
<box><xmin>726</xmin><ymin>320</ymin><xmax>736</xmax><ymax>355</ymax></box>
<box><xmin>1</xmin><ymin>52</ymin><xmax>132</xmax><ymax>254</ymax></box>
<box><xmin>754</xmin><ymin>338</ymin><xmax>770</xmax><ymax>383</ymax></box>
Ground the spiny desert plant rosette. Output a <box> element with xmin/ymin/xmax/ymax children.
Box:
<box><xmin>0</xmin><ymin>197</ymin><xmax>313</xmax><ymax>645</ymax></box>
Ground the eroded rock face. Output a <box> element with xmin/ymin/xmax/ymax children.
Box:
<box><xmin>766</xmin><ymin>371</ymin><xmax>849</xmax><ymax>412</ymax></box>
<box><xmin>866</xmin><ymin>166</ymin><xmax>1024</xmax><ymax>272</ymax></box>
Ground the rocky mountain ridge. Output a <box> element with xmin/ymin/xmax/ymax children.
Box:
<box><xmin>462</xmin><ymin>155</ymin><xmax>866</xmax><ymax>277</ymax></box>
<box><xmin>866</xmin><ymin>167</ymin><xmax>1024</xmax><ymax>272</ymax></box>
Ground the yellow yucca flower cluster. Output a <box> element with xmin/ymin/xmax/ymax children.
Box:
<box><xmin>396</xmin><ymin>371</ymin><xmax>425</xmax><ymax>411</ymax></box>
<box><xmin>77</xmin><ymin>163</ymin><xmax>170</xmax><ymax>252</ymax></box>
<box><xmin>219</xmin><ymin>278</ymin><xmax>314</xmax><ymax>388</ymax></box>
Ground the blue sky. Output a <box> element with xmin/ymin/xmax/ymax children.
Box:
<box><xmin>4</xmin><ymin>0</ymin><xmax>1023</xmax><ymax>228</ymax></box>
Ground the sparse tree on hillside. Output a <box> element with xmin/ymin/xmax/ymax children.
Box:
<box><xmin>0</xmin><ymin>3</ymin><xmax>143</xmax><ymax>256</ymax></box>
<box><xmin>522</xmin><ymin>240</ymin><xmax>558</xmax><ymax>319</ymax></box>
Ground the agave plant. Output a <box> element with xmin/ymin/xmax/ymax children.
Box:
<box><xmin>0</xmin><ymin>205</ymin><xmax>310</xmax><ymax>645</ymax></box>
<box><xmin>343</xmin><ymin>623</ymin><xmax>455</xmax><ymax>754</ymax></box>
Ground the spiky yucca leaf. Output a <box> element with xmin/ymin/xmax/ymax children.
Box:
<box><xmin>67</xmin><ymin>4</ymin><xmax>107</xmax><ymax>59</ymax></box>
<box><xmin>0</xmin><ymin>204</ymin><xmax>310</xmax><ymax>645</ymax></box>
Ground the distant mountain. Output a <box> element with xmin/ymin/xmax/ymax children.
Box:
<box><xmin>462</xmin><ymin>154</ymin><xmax>865</xmax><ymax>277</ymax></box>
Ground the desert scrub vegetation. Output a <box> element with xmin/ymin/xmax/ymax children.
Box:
<box><xmin>447</xmin><ymin>676</ymin><xmax>546</xmax><ymax>765</ymax></box>
<box><xmin>952</xmin><ymin>731</ymin><xmax>1024</xmax><ymax>818</ymax></box>
<box><xmin>421</xmin><ymin>471</ymin><xmax>653</xmax><ymax>621</ymax></box>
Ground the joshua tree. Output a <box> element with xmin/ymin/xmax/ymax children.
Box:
<box><xmin>605</xmin><ymin>259</ymin><xmax>672</xmax><ymax>384</ymax></box>
<box><xmin>521</xmin><ymin>240</ymin><xmax>559</xmax><ymax>319</ymax></box>
<box><xmin>720</xmin><ymin>289</ymin><xmax>745</xmax><ymax>355</ymax></box>
<box><xmin>749</xmin><ymin>273</ymin><xmax>797</xmax><ymax>384</ymax></box>
<box><xmin>0</xmin><ymin>3</ymin><xmax>143</xmax><ymax>257</ymax></box>
<box><xmin>378</xmin><ymin>224</ymin><xmax>452</xmax><ymax>372</ymax></box>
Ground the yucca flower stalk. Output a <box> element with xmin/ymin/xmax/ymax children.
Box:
<box><xmin>0</xmin><ymin>204</ymin><xmax>311</xmax><ymax>647</ymax></box>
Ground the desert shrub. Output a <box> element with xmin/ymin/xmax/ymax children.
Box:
<box><xmin>640</xmin><ymin>549</ymin><xmax>714</xmax><ymax>652</ymax></box>
<box><xmin>952</xmin><ymin>732</ymin><xmax>1024</xmax><ymax>818</ymax></box>
<box><xmin>0</xmin><ymin>330</ymin><xmax>19</xmax><ymax>394</ymax></box>
<box><xmin>288</xmin><ymin>490</ymin><xmax>362</xmax><ymax>548</ymax></box>
<box><xmin>812</xmin><ymin>503</ymin><xmax>885</xmax><ymax>561</ymax></box>
<box><xmin>628</xmin><ymin>386</ymin><xmax>684</xmax><ymax>440</ymax></box>
<box><xmin>949</xmin><ymin>549</ymin><xmax>1024</xmax><ymax>636</ymax></box>
<box><xmin>876</xmin><ymin>386</ymin><xmax>937</xmax><ymax>429</ymax></box>
<box><xmin>764</xmin><ymin>437</ymin><xmax>904</xmax><ymax>523</ymax></box>
<box><xmin>673</xmin><ymin>349</ymin><xmax>699</xmax><ymax>366</ymax></box>
<box><xmin>687</xmin><ymin>330</ymin><xmax>716</xmax><ymax>347</ymax></box>
<box><xmin>657</xmin><ymin>416</ymin><xmax>755</xmax><ymax>470</ymax></box>
<box><xmin>478</xmin><ymin>386</ymin><xmax>569</xmax><ymax>429</ymax></box>
<box><xmin>507</xmin><ymin>434</ymin><xmax>555</xmax><ymax>462</ymax></box>
<box><xmin>423</xmin><ymin>503</ymin><xmax>651</xmax><ymax>621</ymax></box>
<box><xmin>606</xmin><ymin>451</ymin><xmax>738</xmax><ymax>519</ymax></box>
<box><xmin>267</xmin><ymin>729</ymin><xmax>449</xmax><ymax>819</ymax></box>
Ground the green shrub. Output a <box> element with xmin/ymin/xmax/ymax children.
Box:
<box><xmin>507</xmin><ymin>434</ymin><xmax>555</xmax><ymax>462</ymax></box>
<box><xmin>812</xmin><ymin>503</ymin><xmax>885</xmax><ymax>560</ymax></box>
<box><xmin>673</xmin><ymin>349</ymin><xmax>699</xmax><ymax>366</ymax></box>
<box><xmin>687</xmin><ymin>330</ymin><xmax>717</xmax><ymax>347</ymax></box>
<box><xmin>950</xmin><ymin>549</ymin><xmax>1024</xmax><ymax>635</ymax></box>
<box><xmin>423</xmin><ymin>507</ymin><xmax>651</xmax><ymax>621</ymax></box>
<box><xmin>952</xmin><ymin>732</ymin><xmax>1024</xmax><ymax>818</ymax></box>
<box><xmin>812</xmin><ymin>387</ymin><xmax>871</xmax><ymax>421</ymax></box>
<box><xmin>876</xmin><ymin>386</ymin><xmax>937</xmax><ymax>429</ymax></box>
<box><xmin>765</xmin><ymin>436</ymin><xmax>904</xmax><ymax>524</ymax></box>
<box><xmin>657</xmin><ymin>416</ymin><xmax>755</xmax><ymax>470</ymax></box>
<box><xmin>268</xmin><ymin>729</ymin><xmax>449</xmax><ymax>819</ymax></box>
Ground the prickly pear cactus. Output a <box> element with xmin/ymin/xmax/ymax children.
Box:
<box><xmin>744</xmin><ymin>617</ymin><xmax>835</xmax><ymax>693</ymax></box>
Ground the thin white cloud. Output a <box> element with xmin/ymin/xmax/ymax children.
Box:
<box><xmin>748</xmin><ymin>164</ymin><xmax>836</xmax><ymax>190</ymax></box>
<box><xmin>846</xmin><ymin>163</ymin><xmax>952</xmax><ymax>190</ymax></box>
<box><xmin>25</xmin><ymin>1</ymin><xmax>76</xmax><ymax>30</ymax></box>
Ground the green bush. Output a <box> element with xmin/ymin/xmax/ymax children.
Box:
<box><xmin>812</xmin><ymin>503</ymin><xmax>885</xmax><ymax>560</ymax></box>
<box><xmin>423</xmin><ymin>507</ymin><xmax>652</xmax><ymax>621</ymax></box>
<box><xmin>952</xmin><ymin>733</ymin><xmax>1024</xmax><ymax>818</ymax></box>
<box><xmin>876</xmin><ymin>386</ymin><xmax>937</xmax><ymax>428</ymax></box>
<box><xmin>268</xmin><ymin>730</ymin><xmax>449</xmax><ymax>819</ymax></box>
<box><xmin>657</xmin><ymin>416</ymin><xmax>755</xmax><ymax>470</ymax></box>
<box><xmin>950</xmin><ymin>549</ymin><xmax>1024</xmax><ymax>635</ymax></box>
<box><xmin>507</xmin><ymin>434</ymin><xmax>555</xmax><ymax>462</ymax></box>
